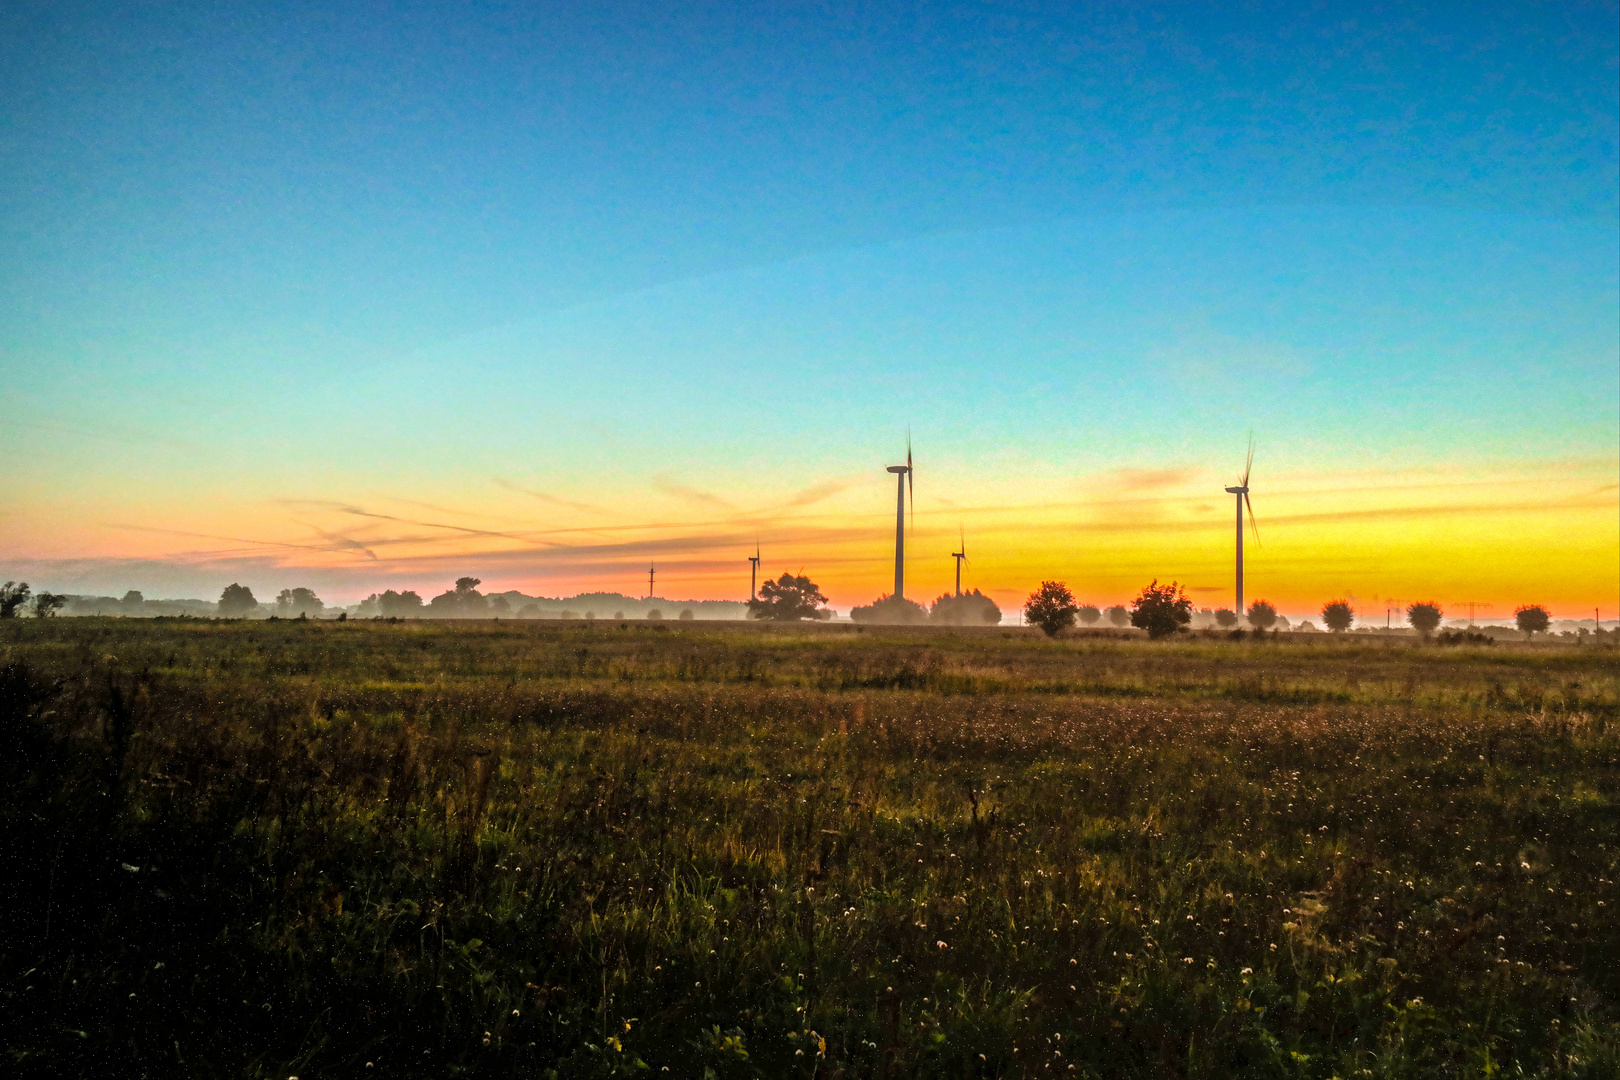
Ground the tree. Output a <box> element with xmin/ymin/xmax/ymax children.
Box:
<box><xmin>929</xmin><ymin>589</ymin><xmax>1001</xmax><ymax>626</ymax></box>
<box><xmin>1514</xmin><ymin>604</ymin><xmax>1550</xmax><ymax>639</ymax></box>
<box><xmin>1214</xmin><ymin>608</ymin><xmax>1238</xmax><ymax>629</ymax></box>
<box><xmin>32</xmin><ymin>592</ymin><xmax>67</xmax><ymax>618</ymax></box>
<box><xmin>679</xmin><ymin>609</ymin><xmax>694</xmax><ymax>621</ymax></box>
<box><xmin>1024</xmin><ymin>581</ymin><xmax>1079</xmax><ymax>637</ymax></box>
<box><xmin>1321</xmin><ymin>599</ymin><xmax>1354</xmax><ymax>633</ymax></box>
<box><xmin>430</xmin><ymin>578</ymin><xmax>489</xmax><ymax>617</ymax></box>
<box><xmin>1077</xmin><ymin>604</ymin><xmax>1101</xmax><ymax>625</ymax></box>
<box><xmin>646</xmin><ymin>609</ymin><xmax>664</xmax><ymax>621</ymax></box>
<box><xmin>381</xmin><ymin>590</ymin><xmax>424</xmax><ymax>617</ymax></box>
<box><xmin>748</xmin><ymin>573</ymin><xmax>828</xmax><ymax>621</ymax></box>
<box><xmin>1246</xmin><ymin>600</ymin><xmax>1278</xmax><ymax>631</ymax></box>
<box><xmin>1106</xmin><ymin>605</ymin><xmax>1129</xmax><ymax>628</ymax></box>
<box><xmin>1406</xmin><ymin>601</ymin><xmax>1443</xmax><ymax>638</ymax></box>
<box><xmin>1129</xmin><ymin>579</ymin><xmax>1193</xmax><ymax>639</ymax></box>
<box><xmin>0</xmin><ymin>582</ymin><xmax>32</xmax><ymax>619</ymax></box>
<box><xmin>490</xmin><ymin>595</ymin><xmax>512</xmax><ymax>616</ymax></box>
<box><xmin>274</xmin><ymin>587</ymin><xmax>324</xmax><ymax>618</ymax></box>
<box><xmin>120</xmin><ymin>590</ymin><xmax>145</xmax><ymax>613</ymax></box>
<box><xmin>851</xmin><ymin>595</ymin><xmax>927</xmax><ymax>624</ymax></box>
<box><xmin>218</xmin><ymin>583</ymin><xmax>257</xmax><ymax>618</ymax></box>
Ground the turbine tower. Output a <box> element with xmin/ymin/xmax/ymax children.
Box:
<box><xmin>748</xmin><ymin>543</ymin><xmax>761</xmax><ymax>601</ymax></box>
<box><xmin>1223</xmin><ymin>440</ymin><xmax>1258</xmax><ymax>617</ymax></box>
<box><xmin>885</xmin><ymin>438</ymin><xmax>913</xmax><ymax>601</ymax></box>
<box><xmin>647</xmin><ymin>562</ymin><xmax>655</xmax><ymax>601</ymax></box>
<box><xmin>951</xmin><ymin>527</ymin><xmax>967</xmax><ymax>597</ymax></box>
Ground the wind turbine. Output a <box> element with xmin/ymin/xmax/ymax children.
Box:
<box><xmin>951</xmin><ymin>526</ymin><xmax>967</xmax><ymax>597</ymax></box>
<box><xmin>885</xmin><ymin>436</ymin><xmax>913</xmax><ymax>601</ymax></box>
<box><xmin>1223</xmin><ymin>440</ymin><xmax>1259</xmax><ymax>617</ymax></box>
<box><xmin>748</xmin><ymin>542</ymin><xmax>761</xmax><ymax>601</ymax></box>
<box><xmin>647</xmin><ymin>562</ymin><xmax>656</xmax><ymax>601</ymax></box>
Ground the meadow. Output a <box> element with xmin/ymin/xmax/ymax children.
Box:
<box><xmin>1</xmin><ymin>617</ymin><xmax>1616</xmax><ymax>1078</ymax></box>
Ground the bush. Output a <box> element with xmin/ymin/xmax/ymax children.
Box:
<box><xmin>1077</xmin><ymin>604</ymin><xmax>1101</xmax><ymax>625</ymax></box>
<box><xmin>1024</xmin><ymin>582</ymin><xmax>1079</xmax><ymax>637</ymax></box>
<box><xmin>1214</xmin><ymin>608</ymin><xmax>1238</xmax><ymax>628</ymax></box>
<box><xmin>679</xmin><ymin>609</ymin><xmax>694</xmax><ymax>621</ymax></box>
<box><xmin>1106</xmin><ymin>605</ymin><xmax>1129</xmax><ymax>627</ymax></box>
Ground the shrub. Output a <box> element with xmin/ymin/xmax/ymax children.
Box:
<box><xmin>1106</xmin><ymin>605</ymin><xmax>1129</xmax><ymax>627</ymax></box>
<box><xmin>1077</xmin><ymin>604</ymin><xmax>1101</xmax><ymax>625</ymax></box>
<box><xmin>1214</xmin><ymin>608</ymin><xmax>1238</xmax><ymax>628</ymax></box>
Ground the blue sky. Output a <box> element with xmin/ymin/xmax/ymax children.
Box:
<box><xmin>1</xmin><ymin>1</ymin><xmax>1615</xmax><ymax>612</ymax></box>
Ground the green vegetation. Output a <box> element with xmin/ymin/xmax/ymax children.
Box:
<box><xmin>3</xmin><ymin>619</ymin><xmax>1617</xmax><ymax>1077</ymax></box>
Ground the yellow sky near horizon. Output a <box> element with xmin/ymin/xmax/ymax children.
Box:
<box><xmin>2</xmin><ymin>454</ymin><xmax>1613</xmax><ymax>621</ymax></box>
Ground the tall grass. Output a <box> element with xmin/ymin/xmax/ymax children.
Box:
<box><xmin>2</xmin><ymin>618</ymin><xmax>1616</xmax><ymax>1077</ymax></box>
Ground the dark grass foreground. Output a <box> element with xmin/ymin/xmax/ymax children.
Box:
<box><xmin>1</xmin><ymin>618</ymin><xmax>1617</xmax><ymax>1078</ymax></box>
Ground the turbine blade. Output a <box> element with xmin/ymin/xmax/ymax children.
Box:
<box><xmin>1245</xmin><ymin>491</ymin><xmax>1260</xmax><ymax>546</ymax></box>
<box><xmin>1240</xmin><ymin>434</ymin><xmax>1254</xmax><ymax>488</ymax></box>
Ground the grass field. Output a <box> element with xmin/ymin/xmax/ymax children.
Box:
<box><xmin>2</xmin><ymin>618</ymin><xmax>1617</xmax><ymax>1078</ymax></box>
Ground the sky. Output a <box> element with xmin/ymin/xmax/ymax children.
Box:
<box><xmin>2</xmin><ymin>1</ymin><xmax>1616</xmax><ymax>620</ymax></box>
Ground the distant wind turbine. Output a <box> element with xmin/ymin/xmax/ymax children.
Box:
<box><xmin>885</xmin><ymin>436</ymin><xmax>914</xmax><ymax>601</ymax></box>
<box><xmin>1223</xmin><ymin>439</ymin><xmax>1259</xmax><ymax>616</ymax></box>
<box><xmin>748</xmin><ymin>542</ymin><xmax>761</xmax><ymax>601</ymax></box>
<box><xmin>951</xmin><ymin>526</ymin><xmax>967</xmax><ymax>597</ymax></box>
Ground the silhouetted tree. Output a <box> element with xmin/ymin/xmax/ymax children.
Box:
<box><xmin>381</xmin><ymin>590</ymin><xmax>424</xmax><ymax>617</ymax></box>
<box><xmin>679</xmin><ymin>609</ymin><xmax>694</xmax><ymax>621</ymax></box>
<box><xmin>749</xmin><ymin>573</ymin><xmax>829</xmax><ymax>621</ymax></box>
<box><xmin>646</xmin><ymin>609</ymin><xmax>664</xmax><ymax>621</ymax></box>
<box><xmin>1024</xmin><ymin>581</ymin><xmax>1079</xmax><ymax>637</ymax></box>
<box><xmin>218</xmin><ymin>583</ymin><xmax>257</xmax><ymax>618</ymax></box>
<box><xmin>120</xmin><ymin>590</ymin><xmax>144</xmax><ymax>613</ymax></box>
<box><xmin>1406</xmin><ymin>601</ymin><xmax>1443</xmax><ymax>638</ymax></box>
<box><xmin>517</xmin><ymin>603</ymin><xmax>542</xmax><ymax>619</ymax></box>
<box><xmin>1214</xmin><ymin>608</ymin><xmax>1238</xmax><ymax>628</ymax></box>
<box><xmin>929</xmin><ymin>589</ymin><xmax>1002</xmax><ymax>626</ymax></box>
<box><xmin>1077</xmin><ymin>604</ymin><xmax>1101</xmax><ymax>625</ymax></box>
<box><xmin>1246</xmin><ymin>600</ymin><xmax>1278</xmax><ymax>631</ymax></box>
<box><xmin>490</xmin><ymin>595</ymin><xmax>512</xmax><ymax>616</ymax></box>
<box><xmin>1321</xmin><ymin>600</ymin><xmax>1354</xmax><ymax>633</ymax></box>
<box><xmin>274</xmin><ymin>587</ymin><xmax>324</xmax><ymax>618</ymax></box>
<box><xmin>430</xmin><ymin>577</ymin><xmax>489</xmax><ymax>617</ymax></box>
<box><xmin>0</xmin><ymin>582</ymin><xmax>31</xmax><ymax>619</ymax></box>
<box><xmin>847</xmin><ymin>594</ymin><xmax>923</xmax><ymax>624</ymax></box>
<box><xmin>30</xmin><ymin>592</ymin><xmax>66</xmax><ymax>618</ymax></box>
<box><xmin>1129</xmin><ymin>579</ymin><xmax>1192</xmax><ymax>640</ymax></box>
<box><xmin>1514</xmin><ymin>604</ymin><xmax>1550</xmax><ymax>639</ymax></box>
<box><xmin>1106</xmin><ymin>605</ymin><xmax>1129</xmax><ymax>628</ymax></box>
